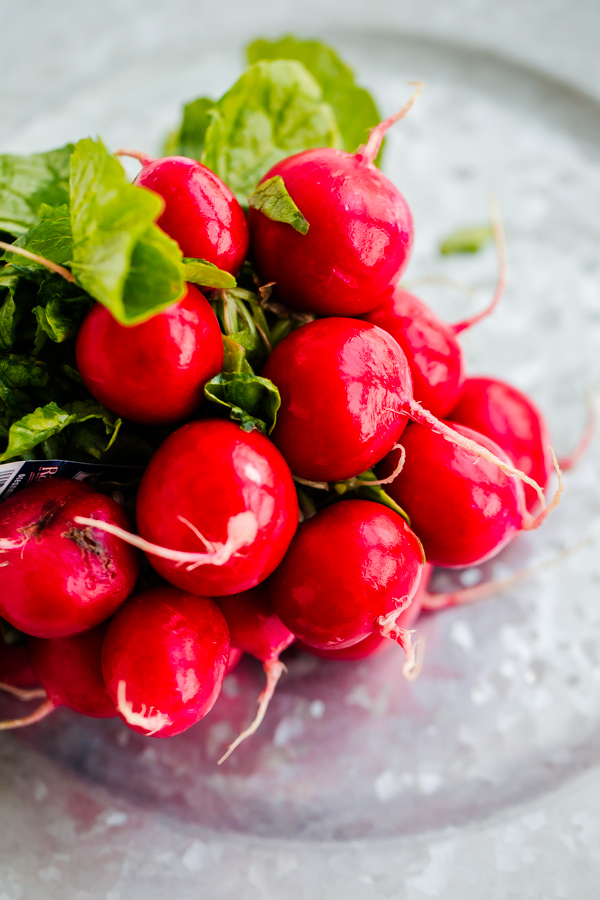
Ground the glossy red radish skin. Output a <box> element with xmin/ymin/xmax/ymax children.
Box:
<box><xmin>76</xmin><ymin>284</ymin><xmax>223</xmax><ymax>426</ymax></box>
<box><xmin>226</xmin><ymin>647</ymin><xmax>244</xmax><ymax>675</ymax></box>
<box><xmin>29</xmin><ymin>623</ymin><xmax>115</xmax><ymax>717</ymax></box>
<box><xmin>134</xmin><ymin>420</ymin><xmax>299</xmax><ymax>597</ymax></box>
<box><xmin>0</xmin><ymin>624</ymin><xmax>115</xmax><ymax>731</ymax></box>
<box><xmin>362</xmin><ymin>288</ymin><xmax>465</xmax><ymax>419</ymax></box>
<box><xmin>269</xmin><ymin>500</ymin><xmax>423</xmax><ymax>655</ymax></box>
<box><xmin>449</xmin><ymin>377</ymin><xmax>553</xmax><ymax>511</ymax></box>
<box><xmin>217</xmin><ymin>583</ymin><xmax>295</xmax><ymax>762</ymax></box>
<box><xmin>102</xmin><ymin>587</ymin><xmax>230</xmax><ymax>738</ymax></box>
<box><xmin>249</xmin><ymin>147</ymin><xmax>413</xmax><ymax>316</ymax></box>
<box><xmin>379</xmin><ymin>422</ymin><xmax>529</xmax><ymax>568</ymax></box>
<box><xmin>262</xmin><ymin>318</ymin><xmax>413</xmax><ymax>482</ymax></box>
<box><xmin>0</xmin><ymin>479</ymin><xmax>139</xmax><ymax>638</ymax></box>
<box><xmin>127</xmin><ymin>153</ymin><xmax>249</xmax><ymax>275</ymax></box>
<box><xmin>299</xmin><ymin>563</ymin><xmax>432</xmax><ymax>661</ymax></box>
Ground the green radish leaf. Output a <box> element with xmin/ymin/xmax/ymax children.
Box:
<box><xmin>248</xmin><ymin>175</ymin><xmax>309</xmax><ymax>234</ymax></box>
<box><xmin>168</xmin><ymin>97</ymin><xmax>215</xmax><ymax>161</ymax></box>
<box><xmin>440</xmin><ymin>224</ymin><xmax>494</xmax><ymax>255</ymax></box>
<box><xmin>2</xmin><ymin>204</ymin><xmax>73</xmax><ymax>278</ymax></box>
<box><xmin>0</xmin><ymin>399</ymin><xmax>121</xmax><ymax>463</ymax></box>
<box><xmin>182</xmin><ymin>258</ymin><xmax>236</xmax><ymax>289</ymax></box>
<box><xmin>169</xmin><ymin>60</ymin><xmax>341</xmax><ymax>203</ymax></box>
<box><xmin>247</xmin><ymin>36</ymin><xmax>381</xmax><ymax>156</ymax></box>
<box><xmin>204</xmin><ymin>372</ymin><xmax>280</xmax><ymax>434</ymax></box>
<box><xmin>0</xmin><ymin>144</ymin><xmax>73</xmax><ymax>237</ymax></box>
<box><xmin>69</xmin><ymin>138</ymin><xmax>185</xmax><ymax>325</ymax></box>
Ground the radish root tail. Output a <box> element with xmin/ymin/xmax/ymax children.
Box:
<box><xmin>0</xmin><ymin>241</ymin><xmax>75</xmax><ymax>283</ymax></box>
<box><xmin>402</xmin><ymin>400</ymin><xmax>548</xmax><ymax>509</ymax></box>
<box><xmin>114</xmin><ymin>148</ymin><xmax>154</xmax><ymax>167</ymax></box>
<box><xmin>73</xmin><ymin>512</ymin><xmax>259</xmax><ymax>570</ymax></box>
<box><xmin>218</xmin><ymin>658</ymin><xmax>286</xmax><ymax>765</ymax></box>
<box><xmin>451</xmin><ymin>194</ymin><xmax>507</xmax><ymax>335</ymax></box>
<box><xmin>0</xmin><ymin>682</ymin><xmax>47</xmax><ymax>702</ymax></box>
<box><xmin>378</xmin><ymin>606</ymin><xmax>422</xmax><ymax>681</ymax></box>
<box><xmin>357</xmin><ymin>81</ymin><xmax>424</xmax><ymax>165</ymax></box>
<box><xmin>558</xmin><ymin>386</ymin><xmax>597</xmax><ymax>471</ymax></box>
<box><xmin>0</xmin><ymin>698</ymin><xmax>55</xmax><ymax>731</ymax></box>
<box><xmin>522</xmin><ymin>447</ymin><xmax>563</xmax><ymax>531</ymax></box>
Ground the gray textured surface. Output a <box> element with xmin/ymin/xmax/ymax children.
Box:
<box><xmin>2</xmin><ymin>1</ymin><xmax>600</xmax><ymax>897</ymax></box>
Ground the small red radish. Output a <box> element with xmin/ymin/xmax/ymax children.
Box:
<box><xmin>0</xmin><ymin>623</ymin><xmax>115</xmax><ymax>731</ymax></box>
<box><xmin>0</xmin><ymin>479</ymin><xmax>139</xmax><ymax>638</ymax></box>
<box><xmin>248</xmin><ymin>89</ymin><xmax>422</xmax><ymax>316</ymax></box>
<box><xmin>226</xmin><ymin>647</ymin><xmax>244</xmax><ymax>675</ymax></box>
<box><xmin>76</xmin><ymin>284</ymin><xmax>223</xmax><ymax>426</ymax></box>
<box><xmin>262</xmin><ymin>317</ymin><xmax>546</xmax><ymax>489</ymax></box>
<box><xmin>379</xmin><ymin>421</ymin><xmax>561</xmax><ymax>569</ymax></box>
<box><xmin>217</xmin><ymin>583</ymin><xmax>295</xmax><ymax>763</ymax></box>
<box><xmin>81</xmin><ymin>420</ymin><xmax>298</xmax><ymax>597</ymax></box>
<box><xmin>298</xmin><ymin>563</ymin><xmax>432</xmax><ymax>661</ymax></box>
<box><xmin>268</xmin><ymin>500</ymin><xmax>424</xmax><ymax>673</ymax></box>
<box><xmin>117</xmin><ymin>150</ymin><xmax>249</xmax><ymax>275</ymax></box>
<box><xmin>449</xmin><ymin>376</ymin><xmax>580</xmax><ymax>512</ymax></box>
<box><xmin>102</xmin><ymin>586</ymin><xmax>230</xmax><ymax>738</ymax></box>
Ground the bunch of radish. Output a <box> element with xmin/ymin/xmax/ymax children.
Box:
<box><xmin>0</xmin><ymin>71</ymin><xmax>584</xmax><ymax>766</ymax></box>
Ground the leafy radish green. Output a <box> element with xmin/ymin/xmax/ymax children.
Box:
<box><xmin>0</xmin><ymin>145</ymin><xmax>73</xmax><ymax>237</ymax></box>
<box><xmin>248</xmin><ymin>176</ymin><xmax>310</xmax><ymax>234</ymax></box>
<box><xmin>166</xmin><ymin>60</ymin><xmax>341</xmax><ymax>202</ymax></box>
<box><xmin>247</xmin><ymin>36</ymin><xmax>381</xmax><ymax>156</ymax></box>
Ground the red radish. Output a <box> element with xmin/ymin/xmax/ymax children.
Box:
<box><xmin>117</xmin><ymin>151</ymin><xmax>249</xmax><ymax>275</ymax></box>
<box><xmin>450</xmin><ymin>378</ymin><xmax>552</xmax><ymax>511</ymax></box>
<box><xmin>379</xmin><ymin>421</ymin><xmax>561</xmax><ymax>569</ymax></box>
<box><xmin>0</xmin><ymin>623</ymin><xmax>115</xmax><ymax>731</ymax></box>
<box><xmin>226</xmin><ymin>647</ymin><xmax>244</xmax><ymax>675</ymax></box>
<box><xmin>298</xmin><ymin>563</ymin><xmax>432</xmax><ymax>661</ymax></box>
<box><xmin>268</xmin><ymin>500</ymin><xmax>424</xmax><ymax>673</ymax></box>
<box><xmin>216</xmin><ymin>583</ymin><xmax>295</xmax><ymax>763</ymax></box>
<box><xmin>76</xmin><ymin>420</ymin><xmax>299</xmax><ymax>598</ymax></box>
<box><xmin>0</xmin><ymin>479</ymin><xmax>139</xmax><ymax>638</ymax></box>
<box><xmin>248</xmin><ymin>88</ymin><xmax>422</xmax><ymax>316</ymax></box>
<box><xmin>262</xmin><ymin>317</ymin><xmax>548</xmax><ymax>490</ymax></box>
<box><xmin>76</xmin><ymin>284</ymin><xmax>223</xmax><ymax>426</ymax></box>
<box><xmin>361</xmin><ymin>288</ymin><xmax>466</xmax><ymax>419</ymax></box>
<box><xmin>360</xmin><ymin>207</ymin><xmax>505</xmax><ymax>418</ymax></box>
<box><xmin>102</xmin><ymin>586</ymin><xmax>229</xmax><ymax>738</ymax></box>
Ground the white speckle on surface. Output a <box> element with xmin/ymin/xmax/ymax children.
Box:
<box><xmin>221</xmin><ymin>673</ymin><xmax>239</xmax><ymax>697</ymax></box>
<box><xmin>417</xmin><ymin>772</ymin><xmax>443</xmax><ymax>795</ymax></box>
<box><xmin>273</xmin><ymin>716</ymin><xmax>304</xmax><ymax>748</ymax></box>
<box><xmin>181</xmin><ymin>840</ymin><xmax>209</xmax><ymax>873</ymax></box>
<box><xmin>32</xmin><ymin>781</ymin><xmax>48</xmax><ymax>803</ymax></box>
<box><xmin>450</xmin><ymin>620</ymin><xmax>475</xmax><ymax>651</ymax></box>
<box><xmin>458</xmin><ymin>568</ymin><xmax>482</xmax><ymax>587</ymax></box>
<box><xmin>309</xmin><ymin>699</ymin><xmax>325</xmax><ymax>718</ymax></box>
<box><xmin>470</xmin><ymin>680</ymin><xmax>496</xmax><ymax>705</ymax></box>
<box><xmin>375</xmin><ymin>769</ymin><xmax>403</xmax><ymax>802</ymax></box>
<box><xmin>104</xmin><ymin>811</ymin><xmax>128</xmax><ymax>828</ymax></box>
<box><xmin>523</xmin><ymin>811</ymin><xmax>547</xmax><ymax>831</ymax></box>
<box><xmin>38</xmin><ymin>867</ymin><xmax>60</xmax><ymax>884</ymax></box>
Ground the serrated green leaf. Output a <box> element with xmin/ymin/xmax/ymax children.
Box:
<box><xmin>0</xmin><ymin>144</ymin><xmax>73</xmax><ymax>237</ymax></box>
<box><xmin>440</xmin><ymin>224</ymin><xmax>494</xmax><ymax>255</ymax></box>
<box><xmin>182</xmin><ymin>258</ymin><xmax>236</xmax><ymax>289</ymax></box>
<box><xmin>69</xmin><ymin>138</ymin><xmax>185</xmax><ymax>324</ymax></box>
<box><xmin>248</xmin><ymin>36</ymin><xmax>381</xmax><ymax>156</ymax></box>
<box><xmin>248</xmin><ymin>175</ymin><xmax>309</xmax><ymax>234</ymax></box>
<box><xmin>0</xmin><ymin>399</ymin><xmax>121</xmax><ymax>463</ymax></box>
<box><xmin>204</xmin><ymin>372</ymin><xmax>280</xmax><ymax>434</ymax></box>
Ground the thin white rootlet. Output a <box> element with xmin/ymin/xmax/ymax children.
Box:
<box><xmin>116</xmin><ymin>680</ymin><xmax>172</xmax><ymax>736</ymax></box>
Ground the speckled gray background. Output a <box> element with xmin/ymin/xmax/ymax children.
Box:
<box><xmin>1</xmin><ymin>1</ymin><xmax>600</xmax><ymax>897</ymax></box>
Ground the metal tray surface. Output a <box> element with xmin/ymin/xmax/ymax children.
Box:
<box><xmin>1</xmin><ymin>3</ymin><xmax>599</xmax><ymax>897</ymax></box>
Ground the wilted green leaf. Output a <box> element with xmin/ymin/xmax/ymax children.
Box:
<box><xmin>204</xmin><ymin>372</ymin><xmax>280</xmax><ymax>434</ymax></box>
